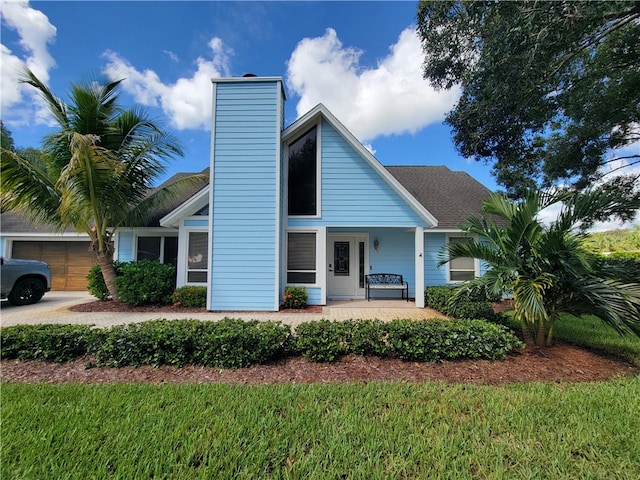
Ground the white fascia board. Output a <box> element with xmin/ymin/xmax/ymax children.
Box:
<box><xmin>427</xmin><ymin>228</ymin><xmax>466</xmax><ymax>234</ymax></box>
<box><xmin>0</xmin><ymin>232</ymin><xmax>90</xmax><ymax>239</ymax></box>
<box><xmin>159</xmin><ymin>186</ymin><xmax>209</xmax><ymax>227</ymax></box>
<box><xmin>282</xmin><ymin>104</ymin><xmax>439</xmax><ymax>228</ymax></box>
<box><xmin>211</xmin><ymin>77</ymin><xmax>286</xmax><ymax>100</ymax></box>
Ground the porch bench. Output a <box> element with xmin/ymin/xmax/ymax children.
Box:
<box><xmin>365</xmin><ymin>274</ymin><xmax>409</xmax><ymax>302</ymax></box>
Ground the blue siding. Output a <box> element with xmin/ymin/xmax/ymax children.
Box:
<box><xmin>306</xmin><ymin>287</ymin><xmax>322</xmax><ymax>305</ymax></box>
<box><xmin>210</xmin><ymin>80</ymin><xmax>282</xmax><ymax>310</ymax></box>
<box><xmin>116</xmin><ymin>231</ymin><xmax>134</xmax><ymax>262</ymax></box>
<box><xmin>184</xmin><ymin>219</ymin><xmax>208</xmax><ymax>227</ymax></box>
<box><xmin>424</xmin><ymin>233</ymin><xmax>447</xmax><ymax>286</ymax></box>
<box><xmin>289</xmin><ymin>120</ymin><xmax>427</xmax><ymax>228</ymax></box>
<box><xmin>367</xmin><ymin>228</ymin><xmax>416</xmax><ymax>298</ymax></box>
<box><xmin>0</xmin><ymin>238</ymin><xmax>5</xmax><ymax>257</ymax></box>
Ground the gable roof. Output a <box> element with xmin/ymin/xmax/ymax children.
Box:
<box><xmin>2</xmin><ymin>166</ymin><xmax>492</xmax><ymax>234</ymax></box>
<box><xmin>386</xmin><ymin>166</ymin><xmax>493</xmax><ymax>229</ymax></box>
<box><xmin>283</xmin><ymin>104</ymin><xmax>439</xmax><ymax>227</ymax></box>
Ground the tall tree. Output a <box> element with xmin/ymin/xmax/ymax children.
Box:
<box><xmin>1</xmin><ymin>69</ymin><xmax>199</xmax><ymax>301</ymax></box>
<box><xmin>440</xmin><ymin>189</ymin><xmax>640</xmax><ymax>348</ymax></box>
<box><xmin>1</xmin><ymin>120</ymin><xmax>16</xmax><ymax>152</ymax></box>
<box><xmin>417</xmin><ymin>1</ymin><xmax>640</xmax><ymax>208</ymax></box>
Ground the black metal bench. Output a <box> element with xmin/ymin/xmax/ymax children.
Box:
<box><xmin>365</xmin><ymin>274</ymin><xmax>409</xmax><ymax>302</ymax></box>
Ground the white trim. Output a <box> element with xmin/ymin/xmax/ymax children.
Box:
<box><xmin>273</xmin><ymin>83</ymin><xmax>284</xmax><ymax>311</ymax></box>
<box><xmin>415</xmin><ymin>227</ymin><xmax>425</xmax><ymax>308</ymax></box>
<box><xmin>177</xmin><ymin>226</ymin><xmax>209</xmax><ymax>287</ymax></box>
<box><xmin>285</xmin><ymin>120</ymin><xmax>322</xmax><ymax>219</ymax></box>
<box><xmin>159</xmin><ymin>187</ymin><xmax>209</xmax><ymax>227</ymax></box>
<box><xmin>0</xmin><ymin>232</ymin><xmax>90</xmax><ymax>239</ymax></box>
<box><xmin>445</xmin><ymin>234</ymin><xmax>480</xmax><ymax>283</ymax></box>
<box><xmin>206</xmin><ymin>80</ymin><xmax>217</xmax><ymax>311</ymax></box>
<box><xmin>282</xmin><ymin>104</ymin><xmax>439</xmax><ymax>228</ymax></box>
<box><xmin>212</xmin><ymin>77</ymin><xmax>286</xmax><ymax>100</ymax></box>
<box><xmin>133</xmin><ymin>233</ymin><xmax>178</xmax><ymax>263</ymax></box>
<box><xmin>326</xmin><ymin>232</ymin><xmax>369</xmax><ymax>301</ymax></box>
<box><xmin>318</xmin><ymin>226</ymin><xmax>327</xmax><ymax>304</ymax></box>
<box><xmin>285</xmin><ymin>227</ymin><xmax>322</xmax><ymax>289</ymax></box>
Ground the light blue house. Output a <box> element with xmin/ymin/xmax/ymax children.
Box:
<box><xmin>2</xmin><ymin>75</ymin><xmax>491</xmax><ymax>306</ymax></box>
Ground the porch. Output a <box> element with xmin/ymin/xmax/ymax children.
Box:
<box><xmin>322</xmin><ymin>299</ymin><xmax>446</xmax><ymax>322</ymax></box>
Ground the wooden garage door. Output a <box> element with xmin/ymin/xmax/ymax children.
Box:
<box><xmin>12</xmin><ymin>241</ymin><xmax>96</xmax><ymax>291</ymax></box>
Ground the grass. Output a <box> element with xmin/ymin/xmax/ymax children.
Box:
<box><xmin>553</xmin><ymin>314</ymin><xmax>640</xmax><ymax>367</ymax></box>
<box><xmin>501</xmin><ymin>312</ymin><xmax>640</xmax><ymax>367</ymax></box>
<box><xmin>3</xmin><ymin>378</ymin><xmax>640</xmax><ymax>479</ymax></box>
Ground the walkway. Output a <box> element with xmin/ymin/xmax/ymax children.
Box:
<box><xmin>0</xmin><ymin>292</ymin><xmax>446</xmax><ymax>329</ymax></box>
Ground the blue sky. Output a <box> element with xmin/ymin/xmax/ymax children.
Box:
<box><xmin>1</xmin><ymin>0</ymin><xmax>489</xmax><ymax>188</ymax></box>
<box><xmin>2</xmin><ymin>1</ymin><xmax>637</xmax><ymax>231</ymax></box>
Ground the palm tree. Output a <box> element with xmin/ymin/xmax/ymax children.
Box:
<box><xmin>1</xmin><ymin>69</ymin><xmax>201</xmax><ymax>301</ymax></box>
<box><xmin>440</xmin><ymin>189</ymin><xmax>640</xmax><ymax>348</ymax></box>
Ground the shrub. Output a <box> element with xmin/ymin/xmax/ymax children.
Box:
<box><xmin>281</xmin><ymin>286</ymin><xmax>308</xmax><ymax>309</ymax></box>
<box><xmin>593</xmin><ymin>255</ymin><xmax>640</xmax><ymax>283</ymax></box>
<box><xmin>173</xmin><ymin>286</ymin><xmax>207</xmax><ymax>308</ymax></box>
<box><xmin>424</xmin><ymin>285</ymin><xmax>458</xmax><ymax>313</ymax></box>
<box><xmin>386</xmin><ymin>319</ymin><xmax>523</xmax><ymax>362</ymax></box>
<box><xmin>195</xmin><ymin>319</ymin><xmax>292</xmax><ymax>368</ymax></box>
<box><xmin>0</xmin><ymin>324</ymin><xmax>96</xmax><ymax>362</ymax></box>
<box><xmin>93</xmin><ymin>320</ymin><xmax>202</xmax><ymax>367</ymax></box>
<box><xmin>341</xmin><ymin>319</ymin><xmax>390</xmax><ymax>357</ymax></box>
<box><xmin>115</xmin><ymin>260</ymin><xmax>176</xmax><ymax>306</ymax></box>
<box><xmin>294</xmin><ymin>320</ymin><xmax>347</xmax><ymax>362</ymax></box>
<box><xmin>424</xmin><ymin>285</ymin><xmax>500</xmax><ymax>322</ymax></box>
<box><xmin>93</xmin><ymin>319</ymin><xmax>292</xmax><ymax>369</ymax></box>
<box><xmin>86</xmin><ymin>262</ymin><xmax>124</xmax><ymax>300</ymax></box>
<box><xmin>449</xmin><ymin>301</ymin><xmax>499</xmax><ymax>322</ymax></box>
<box><xmin>2</xmin><ymin>318</ymin><xmax>523</xmax><ymax>368</ymax></box>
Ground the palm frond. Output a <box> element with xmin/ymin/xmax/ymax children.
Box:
<box><xmin>1</xmin><ymin>147</ymin><xmax>62</xmax><ymax>229</ymax></box>
<box><xmin>20</xmin><ymin>67</ymin><xmax>69</xmax><ymax>127</ymax></box>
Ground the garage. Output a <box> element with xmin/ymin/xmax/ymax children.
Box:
<box><xmin>11</xmin><ymin>241</ymin><xmax>96</xmax><ymax>291</ymax></box>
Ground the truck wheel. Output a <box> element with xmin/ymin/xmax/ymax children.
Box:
<box><xmin>8</xmin><ymin>278</ymin><xmax>46</xmax><ymax>305</ymax></box>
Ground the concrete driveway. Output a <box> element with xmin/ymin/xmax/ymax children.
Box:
<box><xmin>1</xmin><ymin>291</ymin><xmax>444</xmax><ymax>328</ymax></box>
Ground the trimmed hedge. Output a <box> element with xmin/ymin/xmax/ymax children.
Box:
<box><xmin>172</xmin><ymin>286</ymin><xmax>207</xmax><ymax>308</ymax></box>
<box><xmin>1</xmin><ymin>318</ymin><xmax>523</xmax><ymax>367</ymax></box>
<box><xmin>94</xmin><ymin>319</ymin><xmax>292</xmax><ymax>368</ymax></box>
<box><xmin>116</xmin><ymin>260</ymin><xmax>176</xmax><ymax>306</ymax></box>
<box><xmin>0</xmin><ymin>324</ymin><xmax>97</xmax><ymax>363</ymax></box>
<box><xmin>87</xmin><ymin>260</ymin><xmax>177</xmax><ymax>305</ymax></box>
<box><xmin>87</xmin><ymin>262</ymin><xmax>124</xmax><ymax>301</ymax></box>
<box><xmin>424</xmin><ymin>285</ymin><xmax>501</xmax><ymax>322</ymax></box>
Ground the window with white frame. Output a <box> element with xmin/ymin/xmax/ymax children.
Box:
<box><xmin>136</xmin><ymin>236</ymin><xmax>178</xmax><ymax>266</ymax></box>
<box><xmin>287</xmin><ymin>232</ymin><xmax>316</xmax><ymax>284</ymax></box>
<box><xmin>448</xmin><ymin>236</ymin><xmax>476</xmax><ymax>282</ymax></box>
<box><xmin>288</xmin><ymin>126</ymin><xmax>318</xmax><ymax>216</ymax></box>
<box><xmin>187</xmin><ymin>232</ymin><xmax>208</xmax><ymax>283</ymax></box>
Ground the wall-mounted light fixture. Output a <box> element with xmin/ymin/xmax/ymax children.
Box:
<box><xmin>373</xmin><ymin>238</ymin><xmax>379</xmax><ymax>252</ymax></box>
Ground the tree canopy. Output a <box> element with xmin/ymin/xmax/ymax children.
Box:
<box><xmin>417</xmin><ymin>1</ymin><xmax>640</xmax><ymax>211</ymax></box>
<box><xmin>1</xmin><ymin>69</ymin><xmax>200</xmax><ymax>301</ymax></box>
<box><xmin>441</xmin><ymin>189</ymin><xmax>640</xmax><ymax>347</ymax></box>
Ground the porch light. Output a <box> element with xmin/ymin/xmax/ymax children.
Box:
<box><xmin>373</xmin><ymin>238</ymin><xmax>379</xmax><ymax>252</ymax></box>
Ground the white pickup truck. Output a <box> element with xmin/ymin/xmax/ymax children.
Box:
<box><xmin>1</xmin><ymin>257</ymin><xmax>52</xmax><ymax>305</ymax></box>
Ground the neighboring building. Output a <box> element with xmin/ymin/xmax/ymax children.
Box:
<box><xmin>1</xmin><ymin>75</ymin><xmax>493</xmax><ymax>308</ymax></box>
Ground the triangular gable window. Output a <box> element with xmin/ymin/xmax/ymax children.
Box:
<box><xmin>288</xmin><ymin>126</ymin><xmax>317</xmax><ymax>216</ymax></box>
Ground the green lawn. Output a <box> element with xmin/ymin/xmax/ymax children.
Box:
<box><xmin>3</xmin><ymin>378</ymin><xmax>640</xmax><ymax>479</ymax></box>
<box><xmin>501</xmin><ymin>312</ymin><xmax>640</xmax><ymax>366</ymax></box>
<box><xmin>3</xmin><ymin>314</ymin><xmax>640</xmax><ymax>479</ymax></box>
<box><xmin>553</xmin><ymin>314</ymin><xmax>640</xmax><ymax>366</ymax></box>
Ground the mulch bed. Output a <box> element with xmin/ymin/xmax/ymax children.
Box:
<box><xmin>7</xmin><ymin>298</ymin><xmax>636</xmax><ymax>385</ymax></box>
<box><xmin>2</xmin><ymin>345</ymin><xmax>637</xmax><ymax>385</ymax></box>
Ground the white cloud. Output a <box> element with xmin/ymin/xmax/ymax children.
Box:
<box><xmin>286</xmin><ymin>27</ymin><xmax>459</xmax><ymax>142</ymax></box>
<box><xmin>103</xmin><ymin>37</ymin><xmax>232</xmax><ymax>130</ymax></box>
<box><xmin>163</xmin><ymin>50</ymin><xmax>179</xmax><ymax>63</ymax></box>
<box><xmin>0</xmin><ymin>0</ymin><xmax>57</xmax><ymax>124</ymax></box>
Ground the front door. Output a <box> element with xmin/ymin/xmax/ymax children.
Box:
<box><xmin>327</xmin><ymin>235</ymin><xmax>368</xmax><ymax>299</ymax></box>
